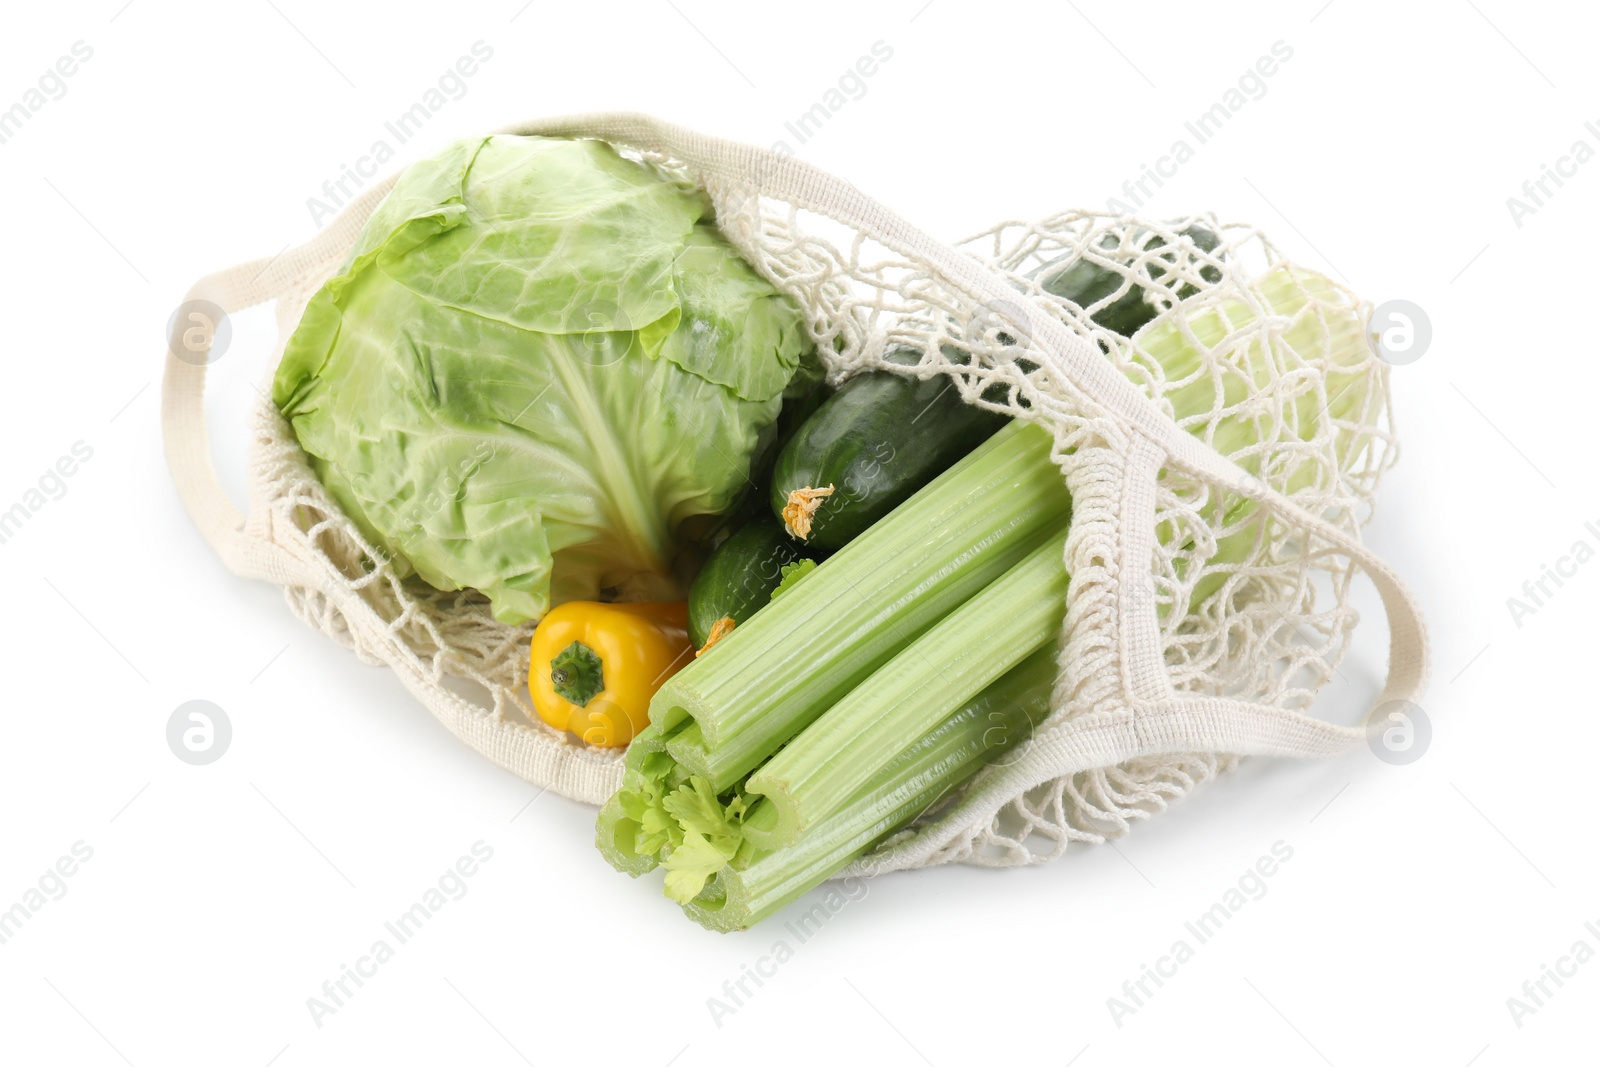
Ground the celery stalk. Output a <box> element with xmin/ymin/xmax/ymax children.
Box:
<box><xmin>683</xmin><ymin>646</ymin><xmax>1058</xmax><ymax>932</ymax></box>
<box><xmin>651</xmin><ymin>419</ymin><xmax>1071</xmax><ymax>791</ymax></box>
<box><xmin>742</xmin><ymin>526</ymin><xmax>1070</xmax><ymax>850</ymax></box>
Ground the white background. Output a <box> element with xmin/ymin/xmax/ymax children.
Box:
<box><xmin>1</xmin><ymin>1</ymin><xmax>1593</xmax><ymax>1064</ymax></box>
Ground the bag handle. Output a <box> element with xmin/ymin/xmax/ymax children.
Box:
<box><xmin>161</xmin><ymin>177</ymin><xmax>398</xmax><ymax>586</ymax></box>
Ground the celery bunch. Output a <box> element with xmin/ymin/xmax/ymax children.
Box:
<box><xmin>597</xmin><ymin>245</ymin><xmax>1380</xmax><ymax>931</ymax></box>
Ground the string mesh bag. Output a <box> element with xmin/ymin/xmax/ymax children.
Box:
<box><xmin>163</xmin><ymin>113</ymin><xmax>1428</xmax><ymax>879</ymax></box>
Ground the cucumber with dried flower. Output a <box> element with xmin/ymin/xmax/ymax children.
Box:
<box><xmin>769</xmin><ymin>362</ymin><xmax>1009</xmax><ymax>550</ymax></box>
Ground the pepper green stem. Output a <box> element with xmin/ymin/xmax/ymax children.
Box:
<box><xmin>550</xmin><ymin>641</ymin><xmax>604</xmax><ymax>706</ymax></box>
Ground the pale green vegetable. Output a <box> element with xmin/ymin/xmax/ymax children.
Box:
<box><xmin>274</xmin><ymin>134</ymin><xmax>815</xmax><ymax>623</ymax></box>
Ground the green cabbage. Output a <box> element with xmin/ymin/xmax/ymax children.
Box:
<box><xmin>273</xmin><ymin>135</ymin><xmax>814</xmax><ymax>623</ymax></box>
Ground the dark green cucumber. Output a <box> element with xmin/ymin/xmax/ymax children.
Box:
<box><xmin>1034</xmin><ymin>223</ymin><xmax>1222</xmax><ymax>336</ymax></box>
<box><xmin>769</xmin><ymin>365</ymin><xmax>1009</xmax><ymax>551</ymax></box>
<box><xmin>687</xmin><ymin>520</ymin><xmax>812</xmax><ymax>648</ymax></box>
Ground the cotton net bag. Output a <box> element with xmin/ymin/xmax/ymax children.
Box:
<box><xmin>163</xmin><ymin>113</ymin><xmax>1428</xmax><ymax>879</ymax></box>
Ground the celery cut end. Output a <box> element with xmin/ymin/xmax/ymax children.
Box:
<box><xmin>595</xmin><ymin>793</ymin><xmax>659</xmax><ymax>876</ymax></box>
<box><xmin>734</xmin><ymin>789</ymin><xmax>805</xmax><ymax>853</ymax></box>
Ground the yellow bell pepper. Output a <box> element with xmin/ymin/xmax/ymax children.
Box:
<box><xmin>528</xmin><ymin>601</ymin><xmax>693</xmax><ymax>748</ymax></box>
